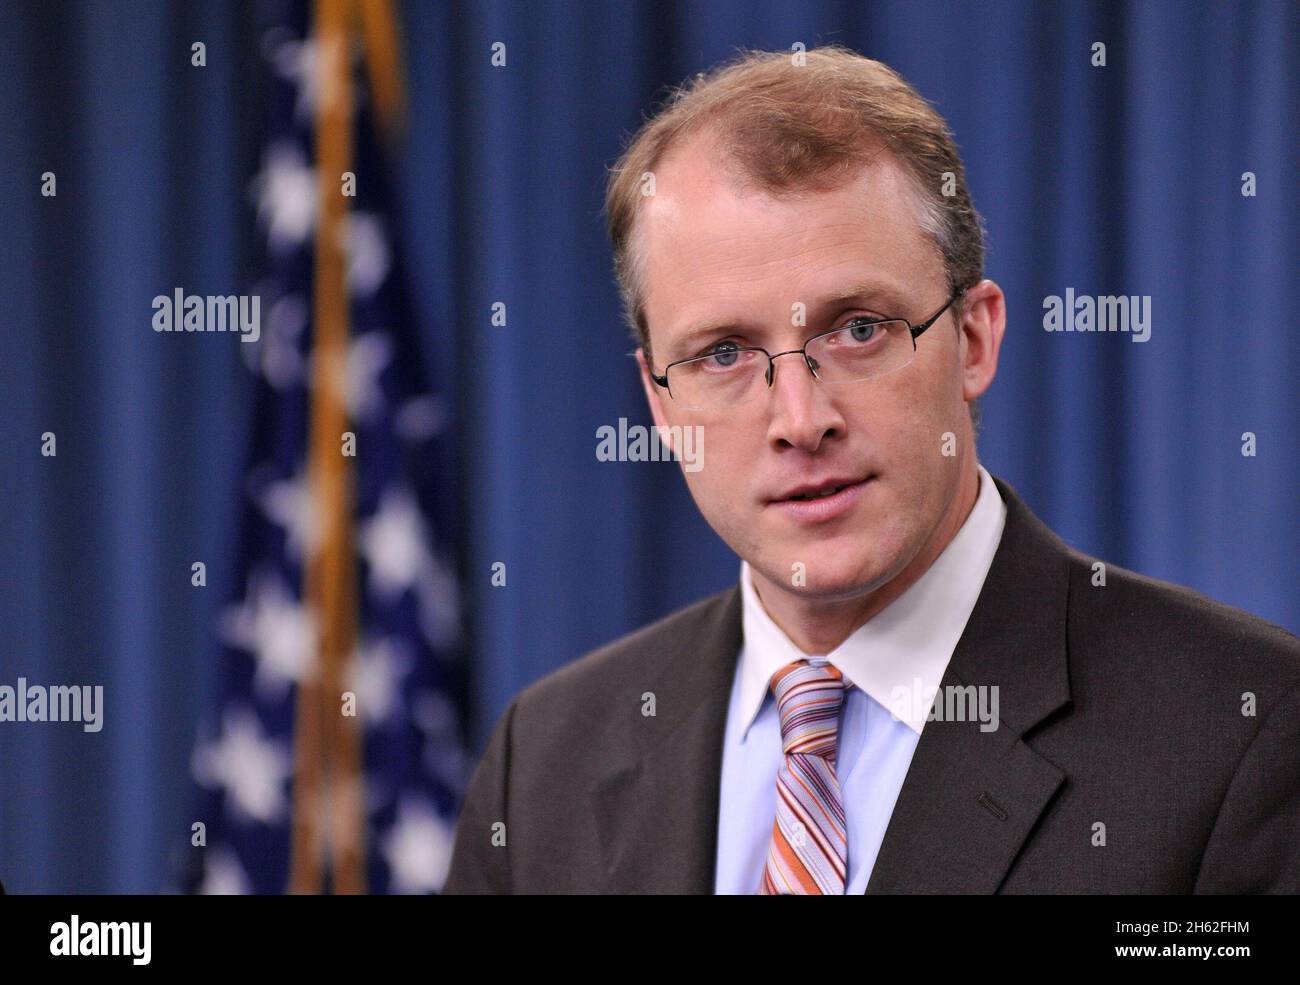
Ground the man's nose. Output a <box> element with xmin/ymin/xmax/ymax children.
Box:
<box><xmin>763</xmin><ymin>351</ymin><xmax>845</xmax><ymax>452</ymax></box>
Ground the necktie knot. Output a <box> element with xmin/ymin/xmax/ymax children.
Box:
<box><xmin>770</xmin><ymin>659</ymin><xmax>847</xmax><ymax>760</ymax></box>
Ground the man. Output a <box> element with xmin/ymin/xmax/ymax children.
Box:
<box><xmin>444</xmin><ymin>46</ymin><xmax>1299</xmax><ymax>894</ymax></box>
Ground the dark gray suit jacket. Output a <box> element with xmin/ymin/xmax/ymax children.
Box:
<box><xmin>444</xmin><ymin>474</ymin><xmax>1300</xmax><ymax>893</ymax></box>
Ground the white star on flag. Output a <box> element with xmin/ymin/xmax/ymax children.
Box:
<box><xmin>197</xmin><ymin>847</ymin><xmax>253</xmax><ymax>896</ymax></box>
<box><xmin>219</xmin><ymin>569</ymin><xmax>319</xmax><ymax>701</ymax></box>
<box><xmin>380</xmin><ymin>797</ymin><xmax>456</xmax><ymax>894</ymax></box>
<box><xmin>344</xmin><ymin>330</ymin><xmax>394</xmax><ymax>424</ymax></box>
<box><xmin>192</xmin><ymin>706</ymin><xmax>294</xmax><ymax>825</ymax></box>
<box><xmin>348</xmin><ymin>636</ymin><xmax>413</xmax><ymax>728</ymax></box>
<box><xmin>342</xmin><ymin>211</ymin><xmax>392</xmax><ymax>297</ymax></box>
<box><xmin>251</xmin><ymin>138</ymin><xmax>316</xmax><ymax>254</ymax></box>
<box><xmin>242</xmin><ymin>287</ymin><xmax>309</xmax><ymax>389</ymax></box>
<box><xmin>256</xmin><ymin>467</ymin><xmax>321</xmax><ymax>564</ymax></box>
<box><xmin>359</xmin><ymin>485</ymin><xmax>431</xmax><ymax>601</ymax></box>
<box><xmin>266</xmin><ymin>33</ymin><xmax>321</xmax><ymax>126</ymax></box>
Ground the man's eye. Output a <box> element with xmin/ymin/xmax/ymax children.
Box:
<box><xmin>702</xmin><ymin>340</ymin><xmax>742</xmax><ymax>366</ymax></box>
<box><xmin>844</xmin><ymin>317</ymin><xmax>883</xmax><ymax>342</ymax></box>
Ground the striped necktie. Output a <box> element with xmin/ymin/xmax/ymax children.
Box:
<box><xmin>759</xmin><ymin>658</ymin><xmax>849</xmax><ymax>895</ymax></box>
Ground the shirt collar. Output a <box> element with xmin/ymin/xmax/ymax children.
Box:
<box><xmin>737</xmin><ymin>463</ymin><xmax>1008</xmax><ymax>739</ymax></box>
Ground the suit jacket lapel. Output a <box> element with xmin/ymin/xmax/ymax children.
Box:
<box><xmin>865</xmin><ymin>475</ymin><xmax>1072</xmax><ymax>893</ymax></box>
<box><xmin>591</xmin><ymin>587</ymin><xmax>742</xmax><ymax>893</ymax></box>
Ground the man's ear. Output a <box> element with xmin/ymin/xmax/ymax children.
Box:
<box><xmin>957</xmin><ymin>279</ymin><xmax>1006</xmax><ymax>405</ymax></box>
<box><xmin>635</xmin><ymin>347</ymin><xmax>673</xmax><ymax>436</ymax></box>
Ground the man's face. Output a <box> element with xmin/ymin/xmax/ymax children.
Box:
<box><xmin>636</xmin><ymin>138</ymin><xmax>977</xmax><ymax>604</ymax></box>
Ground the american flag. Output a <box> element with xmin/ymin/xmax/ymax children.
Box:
<box><xmin>184</xmin><ymin>0</ymin><xmax>466</xmax><ymax>894</ymax></box>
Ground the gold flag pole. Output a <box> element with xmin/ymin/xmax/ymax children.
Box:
<box><xmin>290</xmin><ymin>0</ymin><xmax>365</xmax><ymax>895</ymax></box>
<box><xmin>356</xmin><ymin>0</ymin><xmax>408</xmax><ymax>143</ymax></box>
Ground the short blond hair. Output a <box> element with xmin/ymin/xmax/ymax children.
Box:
<box><xmin>604</xmin><ymin>44</ymin><xmax>986</xmax><ymax>361</ymax></box>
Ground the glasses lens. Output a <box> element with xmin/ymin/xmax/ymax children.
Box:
<box><xmin>667</xmin><ymin>346</ymin><xmax>766</xmax><ymax>410</ymax></box>
<box><xmin>806</xmin><ymin>319</ymin><xmax>912</xmax><ymax>383</ymax></box>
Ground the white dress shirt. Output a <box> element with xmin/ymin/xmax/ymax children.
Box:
<box><xmin>713</xmin><ymin>463</ymin><xmax>1008</xmax><ymax>893</ymax></box>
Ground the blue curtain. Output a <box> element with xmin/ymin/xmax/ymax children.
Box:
<box><xmin>0</xmin><ymin>0</ymin><xmax>1295</xmax><ymax>893</ymax></box>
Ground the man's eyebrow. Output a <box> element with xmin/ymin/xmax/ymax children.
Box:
<box><xmin>817</xmin><ymin>280</ymin><xmax>912</xmax><ymax>313</ymax></box>
<box><xmin>667</xmin><ymin>280</ymin><xmax>912</xmax><ymax>353</ymax></box>
<box><xmin>670</xmin><ymin>319</ymin><xmax>752</xmax><ymax>352</ymax></box>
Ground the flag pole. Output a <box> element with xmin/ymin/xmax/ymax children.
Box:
<box><xmin>356</xmin><ymin>0</ymin><xmax>407</xmax><ymax>144</ymax></box>
<box><xmin>290</xmin><ymin>0</ymin><xmax>366</xmax><ymax>895</ymax></box>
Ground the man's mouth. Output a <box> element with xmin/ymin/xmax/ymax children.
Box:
<box><xmin>774</xmin><ymin>475</ymin><xmax>872</xmax><ymax>503</ymax></box>
<box><xmin>788</xmin><ymin>483</ymin><xmax>854</xmax><ymax>501</ymax></box>
<box><xmin>767</xmin><ymin>475</ymin><xmax>874</xmax><ymax>523</ymax></box>
<box><xmin>764</xmin><ymin>475</ymin><xmax>878</xmax><ymax>524</ymax></box>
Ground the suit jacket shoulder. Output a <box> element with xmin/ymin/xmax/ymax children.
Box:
<box><xmin>512</xmin><ymin>586</ymin><xmax>739</xmax><ymax>740</ymax></box>
<box><xmin>1062</xmin><ymin>545</ymin><xmax>1300</xmax><ymax>687</ymax></box>
<box><xmin>442</xmin><ymin>587</ymin><xmax>741</xmax><ymax>893</ymax></box>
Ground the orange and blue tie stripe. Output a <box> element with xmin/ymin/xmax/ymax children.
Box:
<box><xmin>759</xmin><ymin>659</ymin><xmax>849</xmax><ymax>895</ymax></box>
